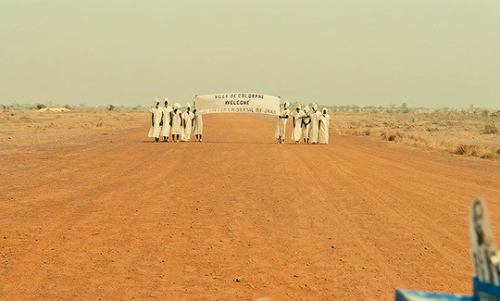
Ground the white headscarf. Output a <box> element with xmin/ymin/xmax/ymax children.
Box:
<box><xmin>155</xmin><ymin>98</ymin><xmax>160</xmax><ymax>107</ymax></box>
<box><xmin>303</xmin><ymin>105</ymin><xmax>310</xmax><ymax>114</ymax></box>
<box><xmin>322</xmin><ymin>107</ymin><xmax>328</xmax><ymax>115</ymax></box>
<box><xmin>173</xmin><ymin>103</ymin><xmax>181</xmax><ymax>110</ymax></box>
<box><xmin>312</xmin><ymin>103</ymin><xmax>318</xmax><ymax>111</ymax></box>
<box><xmin>295</xmin><ymin>103</ymin><xmax>301</xmax><ymax>110</ymax></box>
<box><xmin>186</xmin><ymin>103</ymin><xmax>191</xmax><ymax>111</ymax></box>
<box><xmin>164</xmin><ymin>98</ymin><xmax>169</xmax><ymax>106</ymax></box>
<box><xmin>283</xmin><ymin>101</ymin><xmax>290</xmax><ymax>109</ymax></box>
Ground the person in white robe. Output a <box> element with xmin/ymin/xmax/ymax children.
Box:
<box><xmin>181</xmin><ymin>103</ymin><xmax>194</xmax><ymax>142</ymax></box>
<box><xmin>192</xmin><ymin>99</ymin><xmax>203</xmax><ymax>142</ymax></box>
<box><xmin>318</xmin><ymin>107</ymin><xmax>330</xmax><ymax>145</ymax></box>
<box><xmin>301</xmin><ymin>105</ymin><xmax>312</xmax><ymax>144</ymax></box>
<box><xmin>160</xmin><ymin>98</ymin><xmax>173</xmax><ymax>142</ymax></box>
<box><xmin>290</xmin><ymin>103</ymin><xmax>304</xmax><ymax>144</ymax></box>
<box><xmin>309</xmin><ymin>103</ymin><xmax>321</xmax><ymax>144</ymax></box>
<box><xmin>147</xmin><ymin>99</ymin><xmax>163</xmax><ymax>142</ymax></box>
<box><xmin>274</xmin><ymin>101</ymin><xmax>290</xmax><ymax>144</ymax></box>
<box><xmin>170</xmin><ymin>103</ymin><xmax>182</xmax><ymax>143</ymax></box>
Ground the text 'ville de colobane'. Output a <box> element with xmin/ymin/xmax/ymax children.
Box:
<box><xmin>214</xmin><ymin>94</ymin><xmax>265</xmax><ymax>99</ymax></box>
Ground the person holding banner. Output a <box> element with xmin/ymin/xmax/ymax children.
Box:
<box><xmin>318</xmin><ymin>107</ymin><xmax>330</xmax><ymax>145</ymax></box>
<box><xmin>274</xmin><ymin>101</ymin><xmax>290</xmax><ymax>144</ymax></box>
<box><xmin>192</xmin><ymin>99</ymin><xmax>203</xmax><ymax>142</ymax></box>
<box><xmin>302</xmin><ymin>105</ymin><xmax>312</xmax><ymax>144</ymax></box>
<box><xmin>290</xmin><ymin>103</ymin><xmax>304</xmax><ymax>144</ymax></box>
<box><xmin>193</xmin><ymin>109</ymin><xmax>203</xmax><ymax>142</ymax></box>
<box><xmin>309</xmin><ymin>103</ymin><xmax>321</xmax><ymax>144</ymax></box>
<box><xmin>160</xmin><ymin>98</ymin><xmax>173</xmax><ymax>142</ymax></box>
<box><xmin>170</xmin><ymin>103</ymin><xmax>182</xmax><ymax>143</ymax></box>
<box><xmin>181</xmin><ymin>103</ymin><xmax>194</xmax><ymax>142</ymax></box>
<box><xmin>147</xmin><ymin>99</ymin><xmax>163</xmax><ymax>142</ymax></box>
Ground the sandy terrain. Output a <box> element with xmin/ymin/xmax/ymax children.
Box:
<box><xmin>1</xmin><ymin>111</ymin><xmax>499</xmax><ymax>301</ymax></box>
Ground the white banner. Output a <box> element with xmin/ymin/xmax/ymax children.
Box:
<box><xmin>193</xmin><ymin>93</ymin><xmax>280</xmax><ymax>115</ymax></box>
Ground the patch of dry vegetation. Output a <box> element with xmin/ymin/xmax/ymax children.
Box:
<box><xmin>0</xmin><ymin>110</ymin><xmax>147</xmax><ymax>131</ymax></box>
<box><xmin>332</xmin><ymin>110</ymin><xmax>500</xmax><ymax>160</ymax></box>
<box><xmin>0</xmin><ymin>110</ymin><xmax>149</xmax><ymax>155</ymax></box>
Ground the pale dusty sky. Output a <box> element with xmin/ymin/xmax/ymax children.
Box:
<box><xmin>1</xmin><ymin>0</ymin><xmax>499</xmax><ymax>108</ymax></box>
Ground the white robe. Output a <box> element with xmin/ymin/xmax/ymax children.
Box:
<box><xmin>160</xmin><ymin>106</ymin><xmax>173</xmax><ymax>137</ymax></box>
<box><xmin>318</xmin><ymin>114</ymin><xmax>330</xmax><ymax>144</ymax></box>
<box><xmin>290</xmin><ymin>110</ymin><xmax>304</xmax><ymax>141</ymax></box>
<box><xmin>309</xmin><ymin>110</ymin><xmax>321</xmax><ymax>143</ymax></box>
<box><xmin>302</xmin><ymin>114</ymin><xmax>311</xmax><ymax>139</ymax></box>
<box><xmin>274</xmin><ymin>108</ymin><xmax>290</xmax><ymax>138</ymax></box>
<box><xmin>147</xmin><ymin>107</ymin><xmax>163</xmax><ymax>138</ymax></box>
<box><xmin>193</xmin><ymin>114</ymin><xmax>203</xmax><ymax>135</ymax></box>
<box><xmin>181</xmin><ymin>111</ymin><xmax>194</xmax><ymax>141</ymax></box>
<box><xmin>171</xmin><ymin>109</ymin><xmax>182</xmax><ymax>135</ymax></box>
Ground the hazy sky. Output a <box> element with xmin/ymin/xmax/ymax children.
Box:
<box><xmin>1</xmin><ymin>0</ymin><xmax>499</xmax><ymax>108</ymax></box>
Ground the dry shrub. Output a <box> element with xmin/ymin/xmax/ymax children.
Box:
<box><xmin>64</xmin><ymin>104</ymin><xmax>72</xmax><ymax>110</ymax></box>
<box><xmin>481</xmin><ymin>153</ymin><xmax>496</xmax><ymax>160</ymax></box>
<box><xmin>483</xmin><ymin>123</ymin><xmax>498</xmax><ymax>134</ymax></box>
<box><xmin>381</xmin><ymin>131</ymin><xmax>404</xmax><ymax>142</ymax></box>
<box><xmin>405</xmin><ymin>134</ymin><xmax>429</xmax><ymax>148</ymax></box>
<box><xmin>36</xmin><ymin>103</ymin><xmax>46</xmax><ymax>110</ymax></box>
<box><xmin>455</xmin><ymin>144</ymin><xmax>478</xmax><ymax>156</ymax></box>
<box><xmin>96</xmin><ymin>122</ymin><xmax>103</xmax><ymax>127</ymax></box>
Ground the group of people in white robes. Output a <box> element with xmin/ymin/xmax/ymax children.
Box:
<box><xmin>275</xmin><ymin>101</ymin><xmax>330</xmax><ymax>145</ymax></box>
<box><xmin>148</xmin><ymin>98</ymin><xmax>203</xmax><ymax>143</ymax></box>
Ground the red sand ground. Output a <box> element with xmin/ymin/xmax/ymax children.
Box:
<box><xmin>1</xmin><ymin>113</ymin><xmax>499</xmax><ymax>301</ymax></box>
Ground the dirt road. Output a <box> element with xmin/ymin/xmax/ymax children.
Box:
<box><xmin>1</xmin><ymin>113</ymin><xmax>499</xmax><ymax>300</ymax></box>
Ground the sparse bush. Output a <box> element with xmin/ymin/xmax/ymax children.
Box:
<box><xmin>108</xmin><ymin>105</ymin><xmax>115</xmax><ymax>111</ymax></box>
<box><xmin>481</xmin><ymin>153</ymin><xmax>496</xmax><ymax>160</ymax></box>
<box><xmin>64</xmin><ymin>104</ymin><xmax>72</xmax><ymax>110</ymax></box>
<box><xmin>455</xmin><ymin>144</ymin><xmax>477</xmax><ymax>156</ymax></box>
<box><xmin>483</xmin><ymin>123</ymin><xmax>498</xmax><ymax>134</ymax></box>
<box><xmin>381</xmin><ymin>131</ymin><xmax>404</xmax><ymax>142</ymax></box>
<box><xmin>36</xmin><ymin>103</ymin><xmax>46</xmax><ymax>110</ymax></box>
<box><xmin>455</xmin><ymin>144</ymin><xmax>467</xmax><ymax>155</ymax></box>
